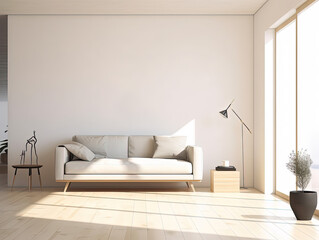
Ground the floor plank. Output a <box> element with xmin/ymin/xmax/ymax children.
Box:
<box><xmin>0</xmin><ymin>186</ymin><xmax>318</xmax><ymax>240</ymax></box>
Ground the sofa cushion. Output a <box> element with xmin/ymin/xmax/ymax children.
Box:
<box><xmin>104</xmin><ymin>136</ymin><xmax>129</xmax><ymax>158</ymax></box>
<box><xmin>61</xmin><ymin>142</ymin><xmax>95</xmax><ymax>161</ymax></box>
<box><xmin>128</xmin><ymin>136</ymin><xmax>155</xmax><ymax>158</ymax></box>
<box><xmin>153</xmin><ymin>136</ymin><xmax>187</xmax><ymax>160</ymax></box>
<box><xmin>73</xmin><ymin>135</ymin><xmax>128</xmax><ymax>158</ymax></box>
<box><xmin>65</xmin><ymin>157</ymin><xmax>192</xmax><ymax>175</ymax></box>
<box><xmin>73</xmin><ymin>135</ymin><xmax>107</xmax><ymax>156</ymax></box>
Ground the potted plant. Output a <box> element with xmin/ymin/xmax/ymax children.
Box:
<box><xmin>286</xmin><ymin>150</ymin><xmax>317</xmax><ymax>220</ymax></box>
<box><xmin>0</xmin><ymin>128</ymin><xmax>8</xmax><ymax>164</ymax></box>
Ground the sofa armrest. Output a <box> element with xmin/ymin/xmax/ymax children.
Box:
<box><xmin>55</xmin><ymin>146</ymin><xmax>71</xmax><ymax>181</ymax></box>
<box><xmin>187</xmin><ymin>146</ymin><xmax>203</xmax><ymax>181</ymax></box>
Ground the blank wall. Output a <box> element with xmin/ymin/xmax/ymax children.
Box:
<box><xmin>8</xmin><ymin>15</ymin><xmax>253</xmax><ymax>188</ymax></box>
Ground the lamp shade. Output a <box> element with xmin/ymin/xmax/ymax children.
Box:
<box><xmin>219</xmin><ymin>99</ymin><xmax>234</xmax><ymax>118</ymax></box>
<box><xmin>219</xmin><ymin>109</ymin><xmax>228</xmax><ymax>118</ymax></box>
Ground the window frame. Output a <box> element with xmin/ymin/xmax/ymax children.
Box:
<box><xmin>274</xmin><ymin>0</ymin><xmax>319</xmax><ymax>216</ymax></box>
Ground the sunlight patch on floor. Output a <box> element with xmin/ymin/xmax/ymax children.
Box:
<box><xmin>3</xmin><ymin>188</ymin><xmax>318</xmax><ymax>240</ymax></box>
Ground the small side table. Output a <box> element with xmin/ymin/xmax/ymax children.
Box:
<box><xmin>11</xmin><ymin>165</ymin><xmax>43</xmax><ymax>191</ymax></box>
<box><xmin>210</xmin><ymin>170</ymin><xmax>240</xmax><ymax>193</ymax></box>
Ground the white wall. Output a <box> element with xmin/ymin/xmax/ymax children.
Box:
<box><xmin>8</xmin><ymin>15</ymin><xmax>253</xmax><ymax>188</ymax></box>
<box><xmin>0</xmin><ymin>101</ymin><xmax>7</xmax><ymax>140</ymax></box>
<box><xmin>254</xmin><ymin>0</ymin><xmax>306</xmax><ymax>193</ymax></box>
<box><xmin>0</xmin><ymin>16</ymin><xmax>7</xmax><ymax>140</ymax></box>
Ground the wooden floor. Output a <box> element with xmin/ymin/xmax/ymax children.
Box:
<box><xmin>0</xmin><ymin>183</ymin><xmax>318</xmax><ymax>240</ymax></box>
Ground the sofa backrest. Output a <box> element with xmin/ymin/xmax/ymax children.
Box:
<box><xmin>128</xmin><ymin>136</ymin><xmax>155</xmax><ymax>158</ymax></box>
<box><xmin>73</xmin><ymin>135</ymin><xmax>129</xmax><ymax>158</ymax></box>
<box><xmin>73</xmin><ymin>135</ymin><xmax>157</xmax><ymax>159</ymax></box>
<box><xmin>73</xmin><ymin>135</ymin><xmax>186</xmax><ymax>159</ymax></box>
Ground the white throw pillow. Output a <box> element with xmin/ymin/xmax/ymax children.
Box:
<box><xmin>62</xmin><ymin>142</ymin><xmax>95</xmax><ymax>161</ymax></box>
<box><xmin>153</xmin><ymin>136</ymin><xmax>187</xmax><ymax>160</ymax></box>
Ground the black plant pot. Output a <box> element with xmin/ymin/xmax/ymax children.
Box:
<box><xmin>290</xmin><ymin>191</ymin><xmax>317</xmax><ymax>220</ymax></box>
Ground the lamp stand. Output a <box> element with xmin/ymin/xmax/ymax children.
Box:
<box><xmin>241</xmin><ymin>123</ymin><xmax>247</xmax><ymax>189</ymax></box>
<box><xmin>219</xmin><ymin>101</ymin><xmax>251</xmax><ymax>190</ymax></box>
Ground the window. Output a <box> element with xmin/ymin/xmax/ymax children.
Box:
<box><xmin>297</xmin><ymin>0</ymin><xmax>319</xmax><ymax>208</ymax></box>
<box><xmin>275</xmin><ymin>1</ymin><xmax>319</xmax><ymax>209</ymax></box>
<box><xmin>276</xmin><ymin>20</ymin><xmax>296</xmax><ymax>196</ymax></box>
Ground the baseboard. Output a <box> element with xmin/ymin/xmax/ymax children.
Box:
<box><xmin>275</xmin><ymin>190</ymin><xmax>289</xmax><ymax>201</ymax></box>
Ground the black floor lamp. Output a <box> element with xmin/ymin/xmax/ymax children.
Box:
<box><xmin>219</xmin><ymin>100</ymin><xmax>252</xmax><ymax>189</ymax></box>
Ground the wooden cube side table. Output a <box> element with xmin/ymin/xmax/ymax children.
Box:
<box><xmin>210</xmin><ymin>170</ymin><xmax>240</xmax><ymax>192</ymax></box>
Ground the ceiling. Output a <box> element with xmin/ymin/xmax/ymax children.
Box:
<box><xmin>0</xmin><ymin>0</ymin><xmax>269</xmax><ymax>15</ymax></box>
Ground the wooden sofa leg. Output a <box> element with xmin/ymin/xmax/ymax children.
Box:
<box><xmin>187</xmin><ymin>182</ymin><xmax>195</xmax><ymax>192</ymax></box>
<box><xmin>64</xmin><ymin>182</ymin><xmax>71</xmax><ymax>192</ymax></box>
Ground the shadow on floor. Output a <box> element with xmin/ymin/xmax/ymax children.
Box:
<box><xmin>1</xmin><ymin>214</ymin><xmax>274</xmax><ymax>240</ymax></box>
<box><xmin>242</xmin><ymin>215</ymin><xmax>296</xmax><ymax>221</ymax></box>
<box><xmin>1</xmin><ymin>187</ymin><xmax>318</xmax><ymax>240</ymax></box>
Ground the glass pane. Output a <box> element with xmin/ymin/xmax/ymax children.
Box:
<box><xmin>276</xmin><ymin>20</ymin><xmax>296</xmax><ymax>195</ymax></box>
<box><xmin>298</xmin><ymin>0</ymin><xmax>319</xmax><ymax>209</ymax></box>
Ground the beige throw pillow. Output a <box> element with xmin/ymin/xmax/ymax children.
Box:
<box><xmin>73</xmin><ymin>135</ymin><xmax>107</xmax><ymax>156</ymax></box>
<box><xmin>153</xmin><ymin>136</ymin><xmax>187</xmax><ymax>160</ymax></box>
<box><xmin>62</xmin><ymin>142</ymin><xmax>95</xmax><ymax>161</ymax></box>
